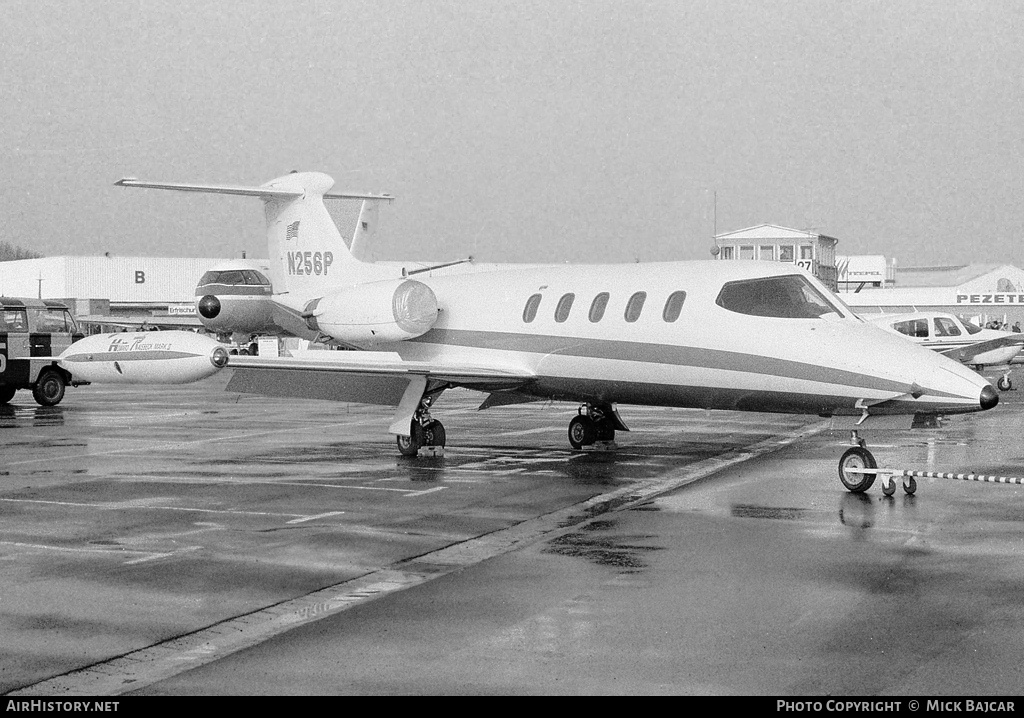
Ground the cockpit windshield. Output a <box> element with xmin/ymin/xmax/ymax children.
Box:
<box><xmin>716</xmin><ymin>275</ymin><xmax>845</xmax><ymax>319</ymax></box>
<box><xmin>198</xmin><ymin>270</ymin><xmax>271</xmax><ymax>286</ymax></box>
<box><xmin>960</xmin><ymin>317</ymin><xmax>984</xmax><ymax>335</ymax></box>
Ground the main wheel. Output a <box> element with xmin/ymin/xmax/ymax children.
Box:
<box><xmin>568</xmin><ymin>415</ymin><xmax>597</xmax><ymax>449</ymax></box>
<box><xmin>838</xmin><ymin>446</ymin><xmax>877</xmax><ymax>493</ymax></box>
<box><xmin>397</xmin><ymin>422</ymin><xmax>425</xmax><ymax>457</ymax></box>
<box><xmin>32</xmin><ymin>370</ymin><xmax>66</xmax><ymax>407</ymax></box>
<box><xmin>903</xmin><ymin>476</ymin><xmax>917</xmax><ymax>495</ymax></box>
<box><xmin>0</xmin><ymin>386</ymin><xmax>16</xmax><ymax>405</ymax></box>
<box><xmin>422</xmin><ymin>420</ymin><xmax>446</xmax><ymax>448</ymax></box>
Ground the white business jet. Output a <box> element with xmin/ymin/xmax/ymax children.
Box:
<box><xmin>58</xmin><ymin>172</ymin><xmax>999</xmax><ymax>495</ymax></box>
<box><xmin>866</xmin><ymin>311</ymin><xmax>1024</xmax><ymax>390</ymax></box>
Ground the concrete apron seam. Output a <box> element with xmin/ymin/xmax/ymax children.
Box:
<box><xmin>8</xmin><ymin>419</ymin><xmax>827</xmax><ymax>697</ymax></box>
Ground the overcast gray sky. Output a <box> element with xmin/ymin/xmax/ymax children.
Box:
<box><xmin>2</xmin><ymin>0</ymin><xmax>1022</xmax><ymax>267</ymax></box>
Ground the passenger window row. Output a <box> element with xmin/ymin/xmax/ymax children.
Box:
<box><xmin>523</xmin><ymin>291</ymin><xmax>686</xmax><ymax>324</ymax></box>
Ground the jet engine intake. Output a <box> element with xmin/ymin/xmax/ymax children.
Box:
<box><xmin>305</xmin><ymin>279</ymin><xmax>439</xmax><ymax>346</ymax></box>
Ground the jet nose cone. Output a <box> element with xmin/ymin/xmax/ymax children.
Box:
<box><xmin>980</xmin><ymin>385</ymin><xmax>999</xmax><ymax>410</ymax></box>
<box><xmin>198</xmin><ymin>294</ymin><xmax>221</xmax><ymax>319</ymax></box>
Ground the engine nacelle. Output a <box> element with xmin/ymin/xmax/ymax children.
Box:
<box><xmin>305</xmin><ymin>279</ymin><xmax>439</xmax><ymax>346</ymax></box>
<box><xmin>194</xmin><ymin>264</ymin><xmax>276</xmax><ymax>336</ymax></box>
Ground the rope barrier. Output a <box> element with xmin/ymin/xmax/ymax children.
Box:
<box><xmin>881</xmin><ymin>469</ymin><xmax>1024</xmax><ymax>486</ymax></box>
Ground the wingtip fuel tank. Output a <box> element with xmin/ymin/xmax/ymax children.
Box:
<box><xmin>59</xmin><ymin>332</ymin><xmax>229</xmax><ymax>384</ymax></box>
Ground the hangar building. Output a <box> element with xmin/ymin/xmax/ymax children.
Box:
<box><xmin>838</xmin><ymin>263</ymin><xmax>1024</xmax><ymax>326</ymax></box>
<box><xmin>0</xmin><ymin>255</ymin><xmax>268</xmax><ymax>325</ymax></box>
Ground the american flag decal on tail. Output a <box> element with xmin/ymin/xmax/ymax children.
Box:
<box><xmin>285</xmin><ymin>221</ymin><xmax>300</xmax><ymax>240</ymax></box>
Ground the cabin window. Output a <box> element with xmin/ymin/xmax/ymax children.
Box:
<box><xmin>933</xmin><ymin>317</ymin><xmax>962</xmax><ymax>337</ymax></box>
<box><xmin>716</xmin><ymin>275</ymin><xmax>843</xmax><ymax>319</ymax></box>
<box><xmin>892</xmin><ymin>319</ymin><xmax>928</xmax><ymax>338</ymax></box>
<box><xmin>523</xmin><ymin>294</ymin><xmax>542</xmax><ymax>323</ymax></box>
<box><xmin>589</xmin><ymin>293</ymin><xmax>609</xmax><ymax>322</ymax></box>
<box><xmin>662</xmin><ymin>291</ymin><xmax>687</xmax><ymax>322</ymax></box>
<box><xmin>739</xmin><ymin>246</ymin><xmax>755</xmax><ymax>260</ymax></box>
<box><xmin>759</xmin><ymin>245</ymin><xmax>775</xmax><ymax>261</ymax></box>
<box><xmin>779</xmin><ymin>245</ymin><xmax>795</xmax><ymax>262</ymax></box>
<box><xmin>554</xmin><ymin>293</ymin><xmax>575</xmax><ymax>323</ymax></box>
<box><xmin>624</xmin><ymin>292</ymin><xmax>647</xmax><ymax>322</ymax></box>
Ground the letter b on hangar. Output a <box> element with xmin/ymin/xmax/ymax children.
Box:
<box><xmin>135</xmin><ymin>270</ymin><xmax>145</xmax><ymax>284</ymax></box>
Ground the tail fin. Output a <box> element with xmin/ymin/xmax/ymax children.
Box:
<box><xmin>116</xmin><ymin>172</ymin><xmax>393</xmax><ymax>297</ymax></box>
<box><xmin>349</xmin><ymin>200</ymin><xmax>381</xmax><ymax>261</ymax></box>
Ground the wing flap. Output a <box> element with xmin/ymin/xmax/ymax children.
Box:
<box><xmin>223</xmin><ymin>351</ymin><xmax>534</xmax><ymax>406</ymax></box>
<box><xmin>226</xmin><ymin>350</ymin><xmax>535</xmax><ymax>387</ymax></box>
<box><xmin>226</xmin><ymin>368</ymin><xmax>415</xmax><ymax>405</ymax></box>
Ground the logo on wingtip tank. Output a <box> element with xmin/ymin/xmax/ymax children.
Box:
<box><xmin>285</xmin><ymin>221</ymin><xmax>300</xmax><ymax>241</ymax></box>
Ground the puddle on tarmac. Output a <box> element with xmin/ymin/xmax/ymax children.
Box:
<box><xmin>730</xmin><ymin>504</ymin><xmax>807</xmax><ymax>521</ymax></box>
<box><xmin>544</xmin><ymin>518</ymin><xmax>663</xmax><ymax>570</ymax></box>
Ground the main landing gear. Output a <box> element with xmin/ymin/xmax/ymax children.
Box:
<box><xmin>837</xmin><ymin>430</ymin><xmax>917</xmax><ymax>496</ymax></box>
<box><xmin>567</xmin><ymin>403</ymin><xmax>628</xmax><ymax>450</ymax></box>
<box><xmin>396</xmin><ymin>388</ymin><xmax>447</xmax><ymax>457</ymax></box>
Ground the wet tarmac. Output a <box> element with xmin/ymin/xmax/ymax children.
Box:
<box><xmin>2</xmin><ymin>372</ymin><xmax>1024</xmax><ymax>695</ymax></box>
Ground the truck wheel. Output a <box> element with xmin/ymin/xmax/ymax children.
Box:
<box><xmin>0</xmin><ymin>386</ymin><xmax>16</xmax><ymax>405</ymax></box>
<box><xmin>32</xmin><ymin>370</ymin><xmax>66</xmax><ymax>406</ymax></box>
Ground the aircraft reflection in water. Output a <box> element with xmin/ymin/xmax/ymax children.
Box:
<box><xmin>58</xmin><ymin>172</ymin><xmax>998</xmax><ymax>495</ymax></box>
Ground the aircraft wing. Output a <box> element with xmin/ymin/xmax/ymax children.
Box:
<box><xmin>77</xmin><ymin>315</ymin><xmax>204</xmax><ymax>329</ymax></box>
<box><xmin>223</xmin><ymin>350</ymin><xmax>536</xmax><ymax>408</ymax></box>
<box><xmin>939</xmin><ymin>333</ymin><xmax>1024</xmax><ymax>365</ymax></box>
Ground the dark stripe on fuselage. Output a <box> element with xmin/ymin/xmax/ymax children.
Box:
<box><xmin>61</xmin><ymin>351</ymin><xmax>203</xmax><ymax>363</ymax></box>
<box><xmin>406</xmin><ymin>328</ymin><xmax>961</xmax><ymax>399</ymax></box>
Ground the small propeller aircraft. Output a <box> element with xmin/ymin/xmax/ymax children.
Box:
<box><xmin>865</xmin><ymin>311</ymin><xmax>1024</xmax><ymax>390</ymax></box>
<box><xmin>57</xmin><ymin>171</ymin><xmax>999</xmax><ymax>495</ymax></box>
